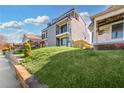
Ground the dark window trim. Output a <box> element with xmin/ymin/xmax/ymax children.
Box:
<box><xmin>112</xmin><ymin>22</ymin><xmax>123</xmax><ymax>39</ymax></box>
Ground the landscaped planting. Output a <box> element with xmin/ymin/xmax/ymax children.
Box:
<box><xmin>21</xmin><ymin>47</ymin><xmax>124</xmax><ymax>87</ymax></box>
<box><xmin>23</xmin><ymin>41</ymin><xmax>32</xmax><ymax>57</ymax></box>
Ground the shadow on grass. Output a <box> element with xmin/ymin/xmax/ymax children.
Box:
<box><xmin>33</xmin><ymin>49</ymin><xmax>124</xmax><ymax>88</ymax></box>
<box><xmin>14</xmin><ymin>54</ymin><xmax>25</xmax><ymax>58</ymax></box>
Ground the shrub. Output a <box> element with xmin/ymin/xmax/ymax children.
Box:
<box><xmin>114</xmin><ymin>43</ymin><xmax>124</xmax><ymax>49</ymax></box>
<box><xmin>2</xmin><ymin>47</ymin><xmax>9</xmax><ymax>54</ymax></box>
<box><xmin>95</xmin><ymin>43</ymin><xmax>124</xmax><ymax>50</ymax></box>
<box><xmin>23</xmin><ymin>41</ymin><xmax>32</xmax><ymax>57</ymax></box>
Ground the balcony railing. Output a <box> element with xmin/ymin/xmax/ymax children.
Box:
<box><xmin>56</xmin><ymin>30</ymin><xmax>68</xmax><ymax>35</ymax></box>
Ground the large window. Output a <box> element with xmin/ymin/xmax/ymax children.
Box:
<box><xmin>61</xmin><ymin>37</ymin><xmax>68</xmax><ymax>46</ymax></box>
<box><xmin>61</xmin><ymin>24</ymin><xmax>67</xmax><ymax>33</ymax></box>
<box><xmin>56</xmin><ymin>37</ymin><xmax>68</xmax><ymax>46</ymax></box>
<box><xmin>112</xmin><ymin>23</ymin><xmax>123</xmax><ymax>39</ymax></box>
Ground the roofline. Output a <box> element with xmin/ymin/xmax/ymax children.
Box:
<box><xmin>41</xmin><ymin>8</ymin><xmax>76</xmax><ymax>32</ymax></box>
<box><xmin>41</xmin><ymin>28</ymin><xmax>48</xmax><ymax>32</ymax></box>
<box><xmin>49</xmin><ymin>8</ymin><xmax>75</xmax><ymax>25</ymax></box>
<box><xmin>41</xmin><ymin>8</ymin><xmax>86</xmax><ymax>32</ymax></box>
<box><xmin>24</xmin><ymin>33</ymin><xmax>40</xmax><ymax>36</ymax></box>
<box><xmin>24</xmin><ymin>34</ymin><xmax>41</xmax><ymax>39</ymax></box>
<box><xmin>54</xmin><ymin>8</ymin><xmax>75</xmax><ymax>22</ymax></box>
<box><xmin>90</xmin><ymin>6</ymin><xmax>124</xmax><ymax>20</ymax></box>
<box><xmin>41</xmin><ymin>17</ymin><xmax>70</xmax><ymax>32</ymax></box>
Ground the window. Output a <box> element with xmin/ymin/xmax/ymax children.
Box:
<box><xmin>61</xmin><ymin>24</ymin><xmax>67</xmax><ymax>33</ymax></box>
<box><xmin>112</xmin><ymin>23</ymin><xmax>123</xmax><ymax>39</ymax></box>
<box><xmin>42</xmin><ymin>33</ymin><xmax>48</xmax><ymax>39</ymax></box>
<box><xmin>61</xmin><ymin>37</ymin><xmax>68</xmax><ymax>46</ymax></box>
<box><xmin>56</xmin><ymin>25</ymin><xmax>60</xmax><ymax>35</ymax></box>
<box><xmin>56</xmin><ymin>37</ymin><xmax>69</xmax><ymax>46</ymax></box>
<box><xmin>56</xmin><ymin>30</ymin><xmax>59</xmax><ymax>35</ymax></box>
<box><xmin>46</xmin><ymin>33</ymin><xmax>48</xmax><ymax>38</ymax></box>
<box><xmin>42</xmin><ymin>34</ymin><xmax>45</xmax><ymax>39</ymax></box>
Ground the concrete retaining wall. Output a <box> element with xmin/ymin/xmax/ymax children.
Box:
<box><xmin>5</xmin><ymin>53</ymin><xmax>48</xmax><ymax>88</ymax></box>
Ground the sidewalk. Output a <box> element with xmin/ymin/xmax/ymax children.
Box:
<box><xmin>0</xmin><ymin>52</ymin><xmax>21</xmax><ymax>88</ymax></box>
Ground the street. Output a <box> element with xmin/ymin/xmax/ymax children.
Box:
<box><xmin>0</xmin><ymin>52</ymin><xmax>21</xmax><ymax>88</ymax></box>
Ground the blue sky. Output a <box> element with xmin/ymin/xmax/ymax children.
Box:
<box><xmin>0</xmin><ymin>5</ymin><xmax>108</xmax><ymax>43</ymax></box>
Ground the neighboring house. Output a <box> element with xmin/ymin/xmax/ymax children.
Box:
<box><xmin>13</xmin><ymin>43</ymin><xmax>23</xmax><ymax>49</ymax></box>
<box><xmin>89</xmin><ymin>5</ymin><xmax>124</xmax><ymax>49</ymax></box>
<box><xmin>23</xmin><ymin>34</ymin><xmax>42</xmax><ymax>48</ymax></box>
<box><xmin>41</xmin><ymin>8</ymin><xmax>91</xmax><ymax>49</ymax></box>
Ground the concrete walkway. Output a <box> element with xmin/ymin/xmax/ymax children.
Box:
<box><xmin>0</xmin><ymin>52</ymin><xmax>21</xmax><ymax>88</ymax></box>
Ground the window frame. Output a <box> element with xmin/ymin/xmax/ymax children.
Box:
<box><xmin>111</xmin><ymin>21</ymin><xmax>123</xmax><ymax>39</ymax></box>
<box><xmin>60</xmin><ymin>24</ymin><xmax>67</xmax><ymax>33</ymax></box>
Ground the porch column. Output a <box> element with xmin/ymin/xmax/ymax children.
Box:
<box><xmin>93</xmin><ymin>20</ymin><xmax>97</xmax><ymax>44</ymax></box>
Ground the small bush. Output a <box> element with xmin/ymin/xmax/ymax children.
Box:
<box><xmin>95</xmin><ymin>43</ymin><xmax>124</xmax><ymax>50</ymax></box>
<box><xmin>23</xmin><ymin>41</ymin><xmax>32</xmax><ymax>57</ymax></box>
<box><xmin>2</xmin><ymin>47</ymin><xmax>9</xmax><ymax>54</ymax></box>
<box><xmin>114</xmin><ymin>43</ymin><xmax>124</xmax><ymax>49</ymax></box>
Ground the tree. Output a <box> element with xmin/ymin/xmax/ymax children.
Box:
<box><xmin>23</xmin><ymin>41</ymin><xmax>32</xmax><ymax>57</ymax></box>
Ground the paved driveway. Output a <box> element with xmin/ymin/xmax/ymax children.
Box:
<box><xmin>0</xmin><ymin>53</ymin><xmax>21</xmax><ymax>88</ymax></box>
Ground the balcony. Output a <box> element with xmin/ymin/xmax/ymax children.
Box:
<box><xmin>56</xmin><ymin>23</ymin><xmax>70</xmax><ymax>34</ymax></box>
<box><xmin>56</xmin><ymin>32</ymin><xmax>70</xmax><ymax>38</ymax></box>
<box><xmin>56</xmin><ymin>29</ymin><xmax>68</xmax><ymax>35</ymax></box>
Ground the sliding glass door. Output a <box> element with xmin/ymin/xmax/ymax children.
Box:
<box><xmin>56</xmin><ymin>37</ymin><xmax>69</xmax><ymax>46</ymax></box>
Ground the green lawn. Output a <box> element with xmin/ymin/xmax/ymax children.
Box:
<box><xmin>14</xmin><ymin>50</ymin><xmax>24</xmax><ymax>58</ymax></box>
<box><xmin>21</xmin><ymin>47</ymin><xmax>124</xmax><ymax>88</ymax></box>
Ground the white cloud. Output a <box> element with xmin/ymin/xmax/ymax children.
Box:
<box><xmin>0</xmin><ymin>21</ymin><xmax>23</xmax><ymax>29</ymax></box>
<box><xmin>3</xmin><ymin>29</ymin><xmax>27</xmax><ymax>43</ymax></box>
<box><xmin>24</xmin><ymin>16</ymin><xmax>49</xmax><ymax>25</ymax></box>
<box><xmin>80</xmin><ymin>12</ymin><xmax>90</xmax><ymax>18</ymax></box>
<box><xmin>79</xmin><ymin>12</ymin><xmax>90</xmax><ymax>22</ymax></box>
<box><xmin>79</xmin><ymin>12</ymin><xmax>91</xmax><ymax>25</ymax></box>
<box><xmin>16</xmin><ymin>29</ymin><xmax>25</xmax><ymax>33</ymax></box>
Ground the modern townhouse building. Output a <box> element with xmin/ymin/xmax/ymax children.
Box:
<box><xmin>89</xmin><ymin>5</ymin><xmax>124</xmax><ymax>49</ymax></box>
<box><xmin>41</xmin><ymin>8</ymin><xmax>91</xmax><ymax>48</ymax></box>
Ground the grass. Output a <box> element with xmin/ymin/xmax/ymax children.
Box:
<box><xmin>14</xmin><ymin>50</ymin><xmax>24</xmax><ymax>58</ymax></box>
<box><xmin>21</xmin><ymin>47</ymin><xmax>124</xmax><ymax>88</ymax></box>
<box><xmin>14</xmin><ymin>48</ymin><xmax>39</xmax><ymax>58</ymax></box>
